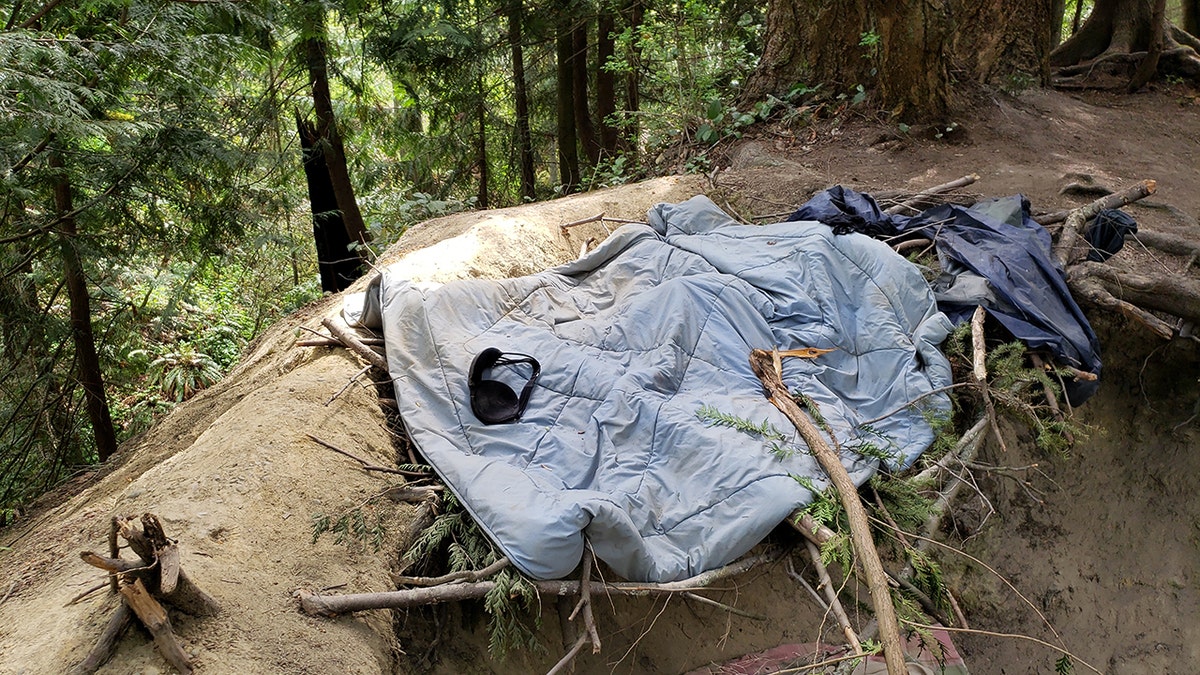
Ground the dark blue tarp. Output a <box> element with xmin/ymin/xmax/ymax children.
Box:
<box><xmin>789</xmin><ymin>187</ymin><xmax>1102</xmax><ymax>404</ymax></box>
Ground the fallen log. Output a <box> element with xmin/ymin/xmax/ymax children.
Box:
<box><xmin>1053</xmin><ymin>179</ymin><xmax>1156</xmax><ymax>267</ymax></box>
<box><xmin>69</xmin><ymin>603</ymin><xmax>133</xmax><ymax>675</ymax></box>
<box><xmin>296</xmin><ymin>550</ymin><xmax>779</xmax><ymax>618</ymax></box>
<box><xmin>1069</xmin><ymin>261</ymin><xmax>1200</xmax><ymax>329</ymax></box>
<box><xmin>321</xmin><ymin>318</ymin><xmax>388</xmax><ymax>372</ymax></box>
<box><xmin>119</xmin><ymin>579</ymin><xmax>192</xmax><ymax>675</ymax></box>
<box><xmin>883</xmin><ymin>173</ymin><xmax>979</xmax><ymax>215</ymax></box>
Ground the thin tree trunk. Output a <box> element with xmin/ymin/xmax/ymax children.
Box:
<box><xmin>1127</xmin><ymin>0</ymin><xmax>1166</xmax><ymax>91</ymax></box>
<box><xmin>621</xmin><ymin>0</ymin><xmax>643</xmax><ymax>154</ymax></box>
<box><xmin>1050</xmin><ymin>0</ymin><xmax>1065</xmax><ymax>47</ymax></box>
<box><xmin>556</xmin><ymin>5</ymin><xmax>581</xmax><ymax>192</ymax></box>
<box><xmin>475</xmin><ymin>70</ymin><xmax>489</xmax><ymax>208</ymax></box>
<box><xmin>49</xmin><ymin>151</ymin><xmax>117</xmax><ymax>463</ymax></box>
<box><xmin>303</xmin><ymin>6</ymin><xmax>370</xmax><ymax>248</ymax></box>
<box><xmin>572</xmin><ymin>18</ymin><xmax>600</xmax><ymax>167</ymax></box>
<box><xmin>508</xmin><ymin>0</ymin><xmax>536</xmax><ymax>201</ymax></box>
<box><xmin>1182</xmin><ymin>0</ymin><xmax>1200</xmax><ymax>37</ymax></box>
<box><xmin>596</xmin><ymin>8</ymin><xmax>618</xmax><ymax>158</ymax></box>
<box><xmin>296</xmin><ymin>114</ymin><xmax>360</xmax><ymax>293</ymax></box>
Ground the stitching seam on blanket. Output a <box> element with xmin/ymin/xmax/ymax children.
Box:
<box><xmin>645</xmin><ymin>471</ymin><xmax>807</xmax><ymax>538</ymax></box>
<box><xmin>630</xmin><ymin>276</ymin><xmax>748</xmax><ymax>499</ymax></box>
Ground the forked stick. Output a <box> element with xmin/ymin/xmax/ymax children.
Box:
<box><xmin>748</xmin><ymin>349</ymin><xmax>906</xmax><ymax>675</ymax></box>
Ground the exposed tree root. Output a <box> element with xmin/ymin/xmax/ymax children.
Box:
<box><xmin>1051</xmin><ymin>8</ymin><xmax>1200</xmax><ymax>87</ymax></box>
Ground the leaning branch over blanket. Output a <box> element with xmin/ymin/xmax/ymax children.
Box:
<box><xmin>749</xmin><ymin>349</ymin><xmax>907</xmax><ymax>675</ymax></box>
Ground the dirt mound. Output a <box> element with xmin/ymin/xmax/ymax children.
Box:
<box><xmin>2</xmin><ymin>88</ymin><xmax>1199</xmax><ymax>674</ymax></box>
<box><xmin>0</xmin><ymin>177</ymin><xmax>708</xmax><ymax>674</ymax></box>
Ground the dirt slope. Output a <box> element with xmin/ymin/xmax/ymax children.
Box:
<box><xmin>0</xmin><ymin>177</ymin><xmax>709</xmax><ymax>674</ymax></box>
<box><xmin>2</xmin><ymin>87</ymin><xmax>1199</xmax><ymax>674</ymax></box>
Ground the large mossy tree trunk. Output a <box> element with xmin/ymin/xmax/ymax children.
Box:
<box><xmin>871</xmin><ymin>0</ymin><xmax>952</xmax><ymax>120</ymax></box>
<box><xmin>1185</xmin><ymin>0</ymin><xmax>1200</xmax><ymax>37</ymax></box>
<box><xmin>508</xmin><ymin>0</ymin><xmax>536</xmax><ymax>201</ymax></box>
<box><xmin>742</xmin><ymin>0</ymin><xmax>950</xmax><ymax>121</ymax></box>
<box><xmin>952</xmin><ymin>0</ymin><xmax>1055</xmax><ymax>88</ymax></box>
<box><xmin>741</xmin><ymin>0</ymin><xmax>870</xmax><ymax>104</ymax></box>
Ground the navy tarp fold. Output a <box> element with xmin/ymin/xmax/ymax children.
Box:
<box><xmin>788</xmin><ymin>188</ymin><xmax>1103</xmax><ymax>404</ymax></box>
<box><xmin>347</xmin><ymin>196</ymin><xmax>953</xmax><ymax>582</ymax></box>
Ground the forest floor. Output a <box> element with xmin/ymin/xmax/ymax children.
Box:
<box><xmin>2</xmin><ymin>85</ymin><xmax>1200</xmax><ymax>675</ymax></box>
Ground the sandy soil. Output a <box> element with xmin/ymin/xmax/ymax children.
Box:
<box><xmin>2</xmin><ymin>86</ymin><xmax>1199</xmax><ymax>674</ymax></box>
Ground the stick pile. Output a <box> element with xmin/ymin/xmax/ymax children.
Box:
<box><xmin>73</xmin><ymin>514</ymin><xmax>218</xmax><ymax>675</ymax></box>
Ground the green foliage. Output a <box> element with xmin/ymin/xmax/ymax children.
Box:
<box><xmin>147</xmin><ymin>344</ymin><xmax>223</xmax><ymax>402</ymax></box>
<box><xmin>1056</xmin><ymin>655</ymin><xmax>1075</xmax><ymax>675</ymax></box>
<box><xmin>696</xmin><ymin>404</ymin><xmax>799</xmax><ymax>459</ymax></box>
<box><xmin>985</xmin><ymin>340</ymin><xmax>1090</xmax><ymax>455</ymax></box>
<box><xmin>311</xmin><ymin>488</ymin><xmax>396</xmax><ymax>552</ymax></box>
<box><xmin>696</xmin><ymin>405</ymin><xmax>787</xmax><ymax>441</ymax></box>
<box><xmin>790</xmin><ymin>391</ymin><xmax>828</xmax><ymax>429</ymax></box>
<box><xmin>404</xmin><ymin>491</ymin><xmax>541</xmax><ymax>659</ymax></box>
<box><xmin>906</xmin><ymin>547</ymin><xmax>950</xmax><ymax>616</ymax></box>
<box><xmin>870</xmin><ymin>476</ymin><xmax>935</xmax><ymax>536</ymax></box>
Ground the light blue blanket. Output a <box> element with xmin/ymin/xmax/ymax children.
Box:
<box><xmin>347</xmin><ymin>196</ymin><xmax>952</xmax><ymax>582</ymax></box>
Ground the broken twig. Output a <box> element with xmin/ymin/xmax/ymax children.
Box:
<box><xmin>305</xmin><ymin>433</ymin><xmax>429</xmax><ymax>477</ymax></box>
<box><xmin>321</xmin><ymin>318</ymin><xmax>388</xmax><ymax>372</ymax></box>
<box><xmin>972</xmin><ymin>307</ymin><xmax>1009</xmax><ymax>454</ymax></box>
<box><xmin>805</xmin><ymin>540</ymin><xmax>862</xmax><ymax>655</ymax></box>
<box><xmin>1054</xmin><ymin>179</ymin><xmax>1156</xmax><ymax>267</ymax></box>
<box><xmin>393</xmin><ymin>557</ymin><xmax>510</xmax><ymax>587</ymax></box>
<box><xmin>883</xmin><ymin>173</ymin><xmax>979</xmax><ymax>215</ymax></box>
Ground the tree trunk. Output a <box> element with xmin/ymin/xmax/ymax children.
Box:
<box><xmin>296</xmin><ymin>114</ymin><xmax>360</xmax><ymax>293</ymax></box>
<box><xmin>952</xmin><ymin>0</ymin><xmax>1054</xmax><ymax>87</ymax></box>
<box><xmin>303</xmin><ymin>5</ymin><xmax>370</xmax><ymax>248</ymax></box>
<box><xmin>596</xmin><ymin>8</ymin><xmax>619</xmax><ymax>158</ymax></box>
<box><xmin>740</xmin><ymin>0</ymin><xmax>871</xmax><ymax>104</ymax></box>
<box><xmin>1050</xmin><ymin>0</ymin><xmax>1200</xmax><ymax>82</ymax></box>
<box><xmin>1050</xmin><ymin>0</ymin><xmax>1065</xmax><ymax>47</ymax></box>
<box><xmin>1127</xmin><ymin>0</ymin><xmax>1166</xmax><ymax>91</ymax></box>
<box><xmin>475</xmin><ymin>70</ymin><xmax>489</xmax><ymax>208</ymax></box>
<box><xmin>1184</xmin><ymin>0</ymin><xmax>1200</xmax><ymax>37</ymax></box>
<box><xmin>572</xmin><ymin>18</ymin><xmax>601</xmax><ymax>166</ymax></box>
<box><xmin>49</xmin><ymin>151</ymin><xmax>118</xmax><ymax>463</ymax></box>
<box><xmin>872</xmin><ymin>0</ymin><xmax>952</xmax><ymax>120</ymax></box>
<box><xmin>1051</xmin><ymin>0</ymin><xmax>1153</xmax><ymax>65</ymax></box>
<box><xmin>556</xmin><ymin>5</ymin><xmax>581</xmax><ymax>192</ymax></box>
<box><xmin>621</xmin><ymin>0</ymin><xmax>643</xmax><ymax>154</ymax></box>
<box><xmin>508</xmin><ymin>0</ymin><xmax>536</xmax><ymax>201</ymax></box>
